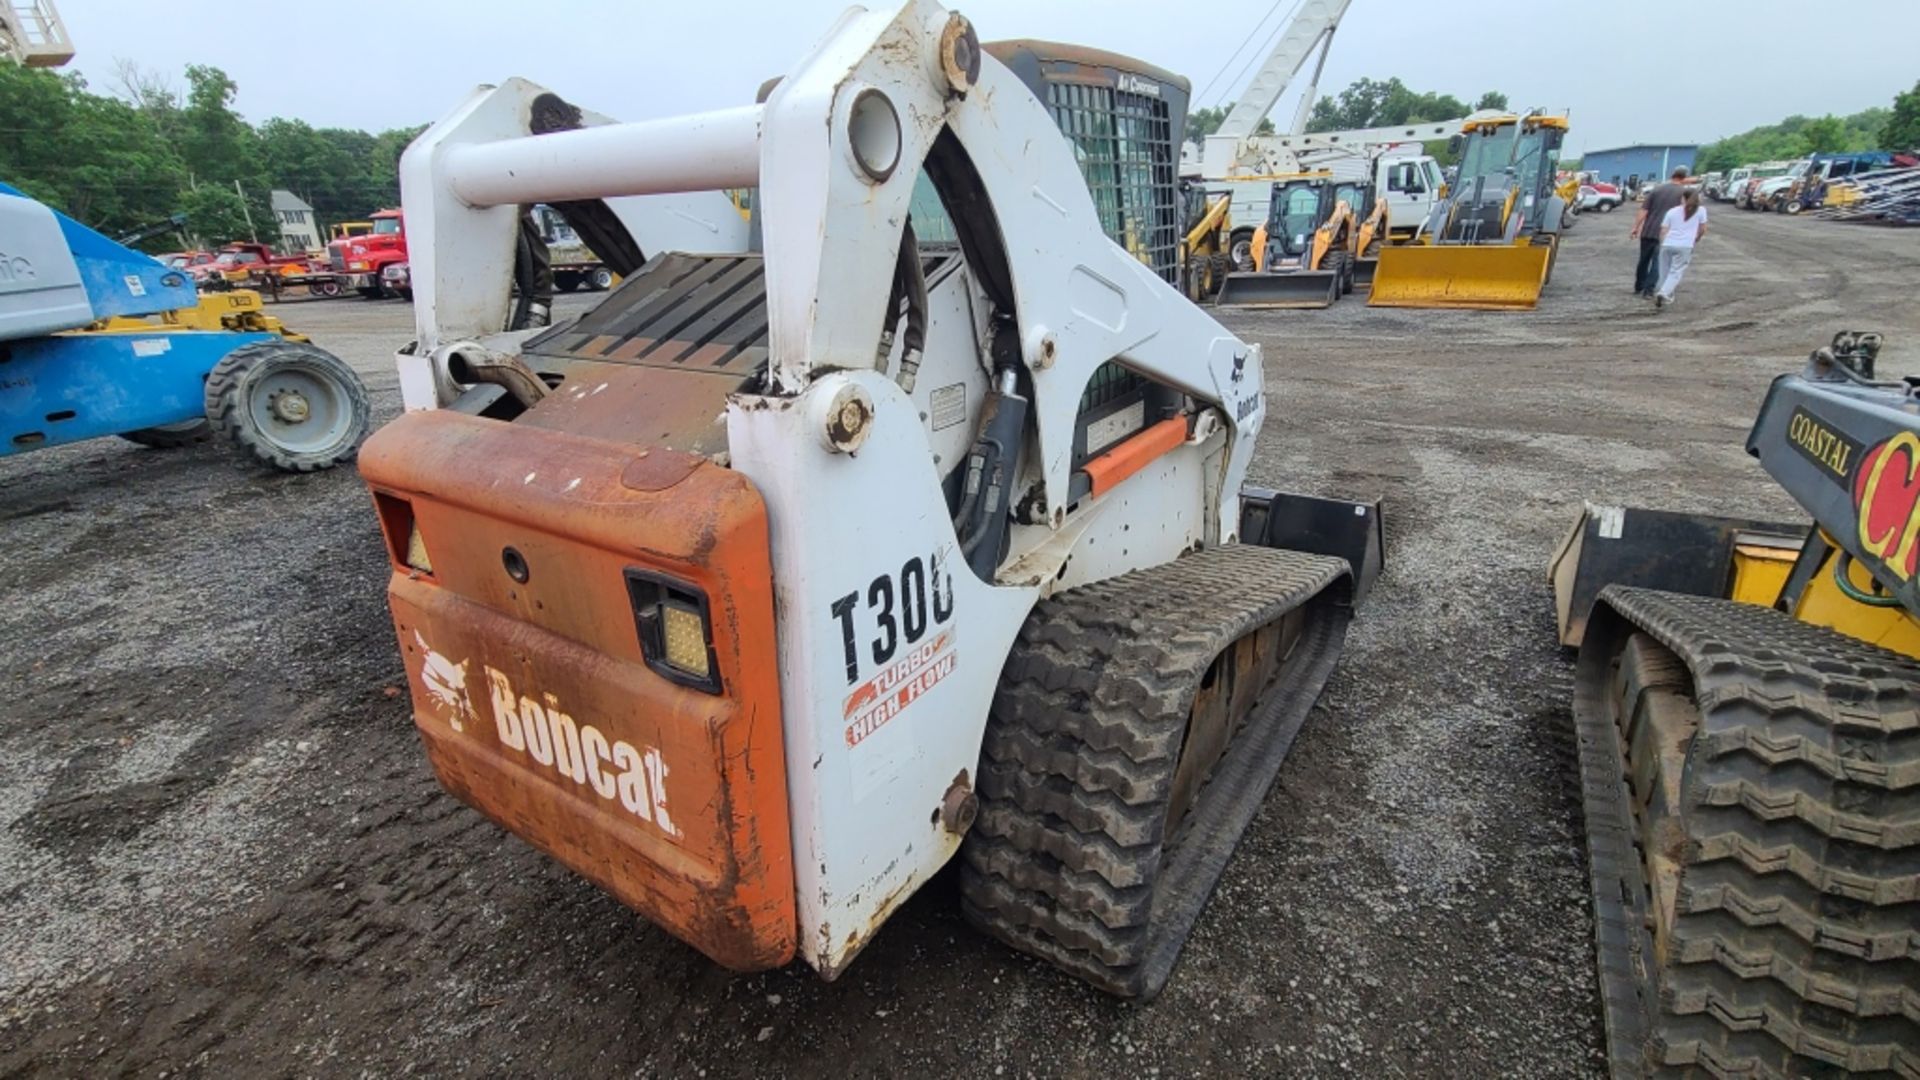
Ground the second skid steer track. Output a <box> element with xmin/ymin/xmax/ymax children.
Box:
<box><xmin>1574</xmin><ymin>587</ymin><xmax>1920</xmax><ymax>1078</ymax></box>
<box><xmin>959</xmin><ymin>543</ymin><xmax>1353</xmax><ymax>999</ymax></box>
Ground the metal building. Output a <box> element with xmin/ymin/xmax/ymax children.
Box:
<box><xmin>1580</xmin><ymin>144</ymin><xmax>1700</xmax><ymax>189</ymax></box>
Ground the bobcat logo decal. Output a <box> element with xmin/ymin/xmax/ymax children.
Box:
<box><xmin>415</xmin><ymin>631</ymin><xmax>477</xmax><ymax>733</ymax></box>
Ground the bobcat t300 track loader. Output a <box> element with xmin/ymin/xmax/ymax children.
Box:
<box><xmin>359</xmin><ymin>0</ymin><xmax>1382</xmax><ymax>1000</ymax></box>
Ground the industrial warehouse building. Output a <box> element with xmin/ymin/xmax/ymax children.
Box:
<box><xmin>1580</xmin><ymin>144</ymin><xmax>1700</xmax><ymax>188</ymax></box>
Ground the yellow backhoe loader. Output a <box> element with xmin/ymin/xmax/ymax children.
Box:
<box><xmin>1214</xmin><ymin>173</ymin><xmax>1356</xmax><ymax>308</ymax></box>
<box><xmin>1370</xmin><ymin>112</ymin><xmax>1570</xmax><ymax>311</ymax></box>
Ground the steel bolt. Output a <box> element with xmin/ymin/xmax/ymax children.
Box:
<box><xmin>816</xmin><ymin>381</ymin><xmax>876</xmax><ymax>454</ymax></box>
<box><xmin>939</xmin><ymin>775</ymin><xmax>977</xmax><ymax>834</ymax></box>
<box><xmin>272</xmin><ymin>391</ymin><xmax>310</xmax><ymax>423</ymax></box>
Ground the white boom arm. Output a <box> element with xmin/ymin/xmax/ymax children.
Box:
<box><xmin>1</xmin><ymin>0</ymin><xmax>73</xmax><ymax>67</ymax></box>
<box><xmin>1201</xmin><ymin>119</ymin><xmax>1462</xmax><ymax>180</ymax></box>
<box><xmin>397</xmin><ymin>77</ymin><xmax>750</xmax><ymax>408</ymax></box>
<box><xmin>1216</xmin><ymin>0</ymin><xmax>1352</xmax><ymax>140</ymax></box>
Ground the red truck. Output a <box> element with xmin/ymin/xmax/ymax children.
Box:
<box><xmin>187</xmin><ymin>242</ymin><xmax>319</xmax><ymax>291</ymax></box>
<box><xmin>326</xmin><ymin>208</ymin><xmax>408</xmax><ymax>298</ymax></box>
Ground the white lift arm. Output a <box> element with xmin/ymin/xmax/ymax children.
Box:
<box><xmin>397</xmin><ymin>78</ymin><xmax>751</xmax><ymax>408</ymax></box>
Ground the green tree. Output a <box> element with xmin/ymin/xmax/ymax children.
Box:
<box><xmin>1475</xmin><ymin>91</ymin><xmax>1509</xmax><ymax>111</ymax></box>
<box><xmin>1308</xmin><ymin>76</ymin><xmax>1399</xmax><ymax>130</ymax></box>
<box><xmin>1801</xmin><ymin>114</ymin><xmax>1846</xmax><ymax>153</ymax></box>
<box><xmin>1183</xmin><ymin>106</ymin><xmax>1271</xmax><ymax>148</ymax></box>
<box><xmin>259</xmin><ymin>117</ymin><xmax>381</xmax><ymax>226</ymax></box>
<box><xmin>0</xmin><ymin>64</ymin><xmax>188</xmax><ymax>238</ymax></box>
<box><xmin>1885</xmin><ymin>81</ymin><xmax>1920</xmax><ymax>150</ymax></box>
<box><xmin>370</xmin><ymin>124</ymin><xmax>429</xmax><ymax>203</ymax></box>
<box><xmin>2</xmin><ymin>56</ymin><xmax>428</xmax><ymax>247</ymax></box>
<box><xmin>1306</xmin><ymin>77</ymin><xmax>1486</xmax><ymax>133</ymax></box>
<box><xmin>180</xmin><ymin>183</ymin><xmax>253</xmax><ymax>244</ymax></box>
<box><xmin>1697</xmin><ymin>103</ymin><xmax>1895</xmax><ymax>172</ymax></box>
<box><xmin>176</xmin><ymin>65</ymin><xmax>274</xmax><ymax>240</ymax></box>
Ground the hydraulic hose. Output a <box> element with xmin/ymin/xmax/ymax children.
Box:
<box><xmin>893</xmin><ymin>222</ymin><xmax>928</xmax><ymax>393</ymax></box>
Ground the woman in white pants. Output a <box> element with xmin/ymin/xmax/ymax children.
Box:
<box><xmin>1654</xmin><ymin>188</ymin><xmax>1707</xmax><ymax>309</ymax></box>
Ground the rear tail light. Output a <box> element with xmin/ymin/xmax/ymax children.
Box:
<box><xmin>405</xmin><ymin>524</ymin><xmax>434</xmax><ymax>574</ymax></box>
<box><xmin>373</xmin><ymin>493</ymin><xmax>434</xmax><ymax>575</ymax></box>
<box><xmin>626</xmin><ymin>570</ymin><xmax>721</xmax><ymax>693</ymax></box>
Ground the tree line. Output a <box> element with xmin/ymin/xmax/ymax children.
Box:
<box><xmin>1689</xmin><ymin>81</ymin><xmax>1917</xmax><ymax>174</ymax></box>
<box><xmin>0</xmin><ymin>60</ymin><xmax>423</xmax><ymax>251</ymax></box>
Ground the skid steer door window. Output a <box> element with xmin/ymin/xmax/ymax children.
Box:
<box><xmin>1270</xmin><ymin>185</ymin><xmax>1323</xmax><ymax>258</ymax></box>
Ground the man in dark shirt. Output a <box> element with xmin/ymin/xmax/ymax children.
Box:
<box><xmin>1630</xmin><ymin>167</ymin><xmax>1690</xmax><ymax>298</ymax></box>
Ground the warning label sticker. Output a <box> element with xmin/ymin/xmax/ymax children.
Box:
<box><xmin>930</xmin><ymin>383</ymin><xmax>967</xmax><ymax>431</ymax></box>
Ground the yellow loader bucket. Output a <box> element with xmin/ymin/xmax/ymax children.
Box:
<box><xmin>1367</xmin><ymin>243</ymin><xmax>1551</xmax><ymax>310</ymax></box>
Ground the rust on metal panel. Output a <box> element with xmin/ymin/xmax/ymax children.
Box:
<box><xmin>361</xmin><ymin>409</ymin><xmax>794</xmax><ymax>971</ymax></box>
<box><xmin>518</xmin><ymin>360</ymin><xmax>736</xmax><ymax>457</ymax></box>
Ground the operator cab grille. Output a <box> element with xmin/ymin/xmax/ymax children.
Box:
<box><xmin>525</xmin><ymin>253</ymin><xmax>771</xmax><ymax>375</ymax></box>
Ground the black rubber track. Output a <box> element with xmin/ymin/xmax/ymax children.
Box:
<box><xmin>1573</xmin><ymin>586</ymin><xmax>1920</xmax><ymax>1078</ymax></box>
<box><xmin>959</xmin><ymin>544</ymin><xmax>1353</xmax><ymax>999</ymax></box>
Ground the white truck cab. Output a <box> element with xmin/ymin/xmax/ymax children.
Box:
<box><xmin>1377</xmin><ymin>154</ymin><xmax>1444</xmax><ymax>238</ymax></box>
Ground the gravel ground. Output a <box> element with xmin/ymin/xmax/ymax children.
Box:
<box><xmin>2</xmin><ymin>208</ymin><xmax>1916</xmax><ymax>1078</ymax></box>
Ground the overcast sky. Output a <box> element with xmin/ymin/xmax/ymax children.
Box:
<box><xmin>60</xmin><ymin>0</ymin><xmax>1920</xmax><ymax>157</ymax></box>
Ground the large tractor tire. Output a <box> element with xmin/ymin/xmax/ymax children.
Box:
<box><xmin>959</xmin><ymin>544</ymin><xmax>1352</xmax><ymax>1000</ymax></box>
<box><xmin>203</xmin><ymin>340</ymin><xmax>371</xmax><ymax>473</ymax></box>
<box><xmin>1183</xmin><ymin>256</ymin><xmax>1209</xmax><ymax>304</ymax></box>
<box><xmin>1574</xmin><ymin>588</ymin><xmax>1920</xmax><ymax>1078</ymax></box>
<box><xmin>119</xmin><ymin>420</ymin><xmax>212</xmax><ymax>449</ymax></box>
<box><xmin>1229</xmin><ymin>229</ymin><xmax>1257</xmax><ymax>273</ymax></box>
<box><xmin>1330</xmin><ymin>249</ymin><xmax>1355</xmax><ymax>296</ymax></box>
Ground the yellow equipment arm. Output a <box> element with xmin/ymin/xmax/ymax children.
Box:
<box><xmin>1185</xmin><ymin>192</ymin><xmax>1231</xmax><ymax>250</ymax></box>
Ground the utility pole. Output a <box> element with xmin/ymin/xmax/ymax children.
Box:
<box><xmin>234</xmin><ymin>179</ymin><xmax>258</xmax><ymax>243</ymax></box>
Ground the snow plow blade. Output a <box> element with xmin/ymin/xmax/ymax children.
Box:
<box><xmin>1213</xmin><ymin>270</ymin><xmax>1339</xmax><ymax>309</ymax></box>
<box><xmin>1367</xmin><ymin>243</ymin><xmax>1550</xmax><ymax>310</ymax></box>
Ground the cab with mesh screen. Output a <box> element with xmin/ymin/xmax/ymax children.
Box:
<box><xmin>984</xmin><ymin>41</ymin><xmax>1190</xmax><ymax>285</ymax></box>
<box><xmin>983</xmin><ymin>41</ymin><xmax>1192</xmax><ymax>464</ymax></box>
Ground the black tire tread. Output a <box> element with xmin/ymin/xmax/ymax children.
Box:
<box><xmin>959</xmin><ymin>544</ymin><xmax>1351</xmax><ymax>999</ymax></box>
<box><xmin>118</xmin><ymin>420</ymin><xmax>212</xmax><ymax>449</ymax></box>
<box><xmin>1574</xmin><ymin>587</ymin><xmax>1920</xmax><ymax>1078</ymax></box>
<box><xmin>204</xmin><ymin>339</ymin><xmax>371</xmax><ymax>473</ymax></box>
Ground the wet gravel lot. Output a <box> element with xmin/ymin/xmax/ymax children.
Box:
<box><xmin>2</xmin><ymin>208</ymin><xmax>1916</xmax><ymax>1077</ymax></box>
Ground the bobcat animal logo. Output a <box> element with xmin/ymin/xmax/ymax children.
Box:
<box><xmin>416</xmin><ymin>631</ymin><xmax>477</xmax><ymax>733</ymax></box>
